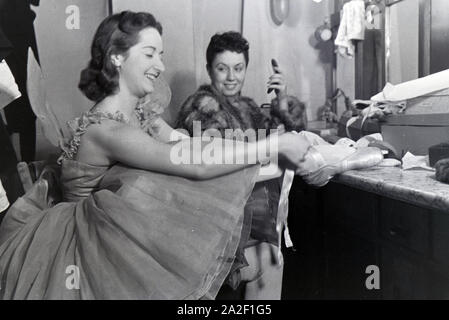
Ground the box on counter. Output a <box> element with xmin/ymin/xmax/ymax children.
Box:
<box><xmin>404</xmin><ymin>88</ymin><xmax>449</xmax><ymax>115</ymax></box>
<box><xmin>429</xmin><ymin>143</ymin><xmax>449</xmax><ymax>167</ymax></box>
<box><xmin>381</xmin><ymin>88</ymin><xmax>449</xmax><ymax>156</ymax></box>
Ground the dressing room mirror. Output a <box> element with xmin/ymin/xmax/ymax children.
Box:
<box><xmin>385</xmin><ymin>0</ymin><xmax>449</xmax><ymax>84</ymax></box>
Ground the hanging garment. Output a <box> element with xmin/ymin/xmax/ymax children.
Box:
<box><xmin>0</xmin><ymin>60</ymin><xmax>21</xmax><ymax>110</ymax></box>
<box><xmin>0</xmin><ymin>25</ymin><xmax>24</xmax><ymax>214</ymax></box>
<box><xmin>0</xmin><ymin>0</ymin><xmax>39</xmax><ymax>162</ymax></box>
<box><xmin>334</xmin><ymin>0</ymin><xmax>366</xmax><ymax>58</ymax></box>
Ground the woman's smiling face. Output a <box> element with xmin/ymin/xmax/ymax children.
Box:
<box><xmin>208</xmin><ymin>50</ymin><xmax>247</xmax><ymax>97</ymax></box>
<box><xmin>118</xmin><ymin>27</ymin><xmax>165</xmax><ymax>98</ymax></box>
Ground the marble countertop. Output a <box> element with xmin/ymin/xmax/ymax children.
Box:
<box><xmin>333</xmin><ymin>166</ymin><xmax>449</xmax><ymax>212</ymax></box>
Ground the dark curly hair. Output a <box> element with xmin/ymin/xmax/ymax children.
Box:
<box><xmin>206</xmin><ymin>31</ymin><xmax>249</xmax><ymax>68</ymax></box>
<box><xmin>79</xmin><ymin>11</ymin><xmax>162</xmax><ymax>102</ymax></box>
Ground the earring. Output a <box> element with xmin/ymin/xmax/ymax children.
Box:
<box><xmin>112</xmin><ymin>59</ymin><xmax>121</xmax><ymax>69</ymax></box>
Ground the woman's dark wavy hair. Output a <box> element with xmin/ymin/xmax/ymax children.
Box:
<box><xmin>79</xmin><ymin>11</ymin><xmax>162</xmax><ymax>102</ymax></box>
<box><xmin>206</xmin><ymin>31</ymin><xmax>249</xmax><ymax>68</ymax></box>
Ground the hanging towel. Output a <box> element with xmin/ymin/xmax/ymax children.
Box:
<box><xmin>335</xmin><ymin>0</ymin><xmax>366</xmax><ymax>58</ymax></box>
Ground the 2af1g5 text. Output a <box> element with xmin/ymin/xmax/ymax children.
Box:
<box><xmin>221</xmin><ymin>304</ymin><xmax>271</xmax><ymax>315</ymax></box>
<box><xmin>177</xmin><ymin>304</ymin><xmax>272</xmax><ymax>318</ymax></box>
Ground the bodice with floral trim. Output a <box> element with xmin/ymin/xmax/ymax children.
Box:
<box><xmin>58</xmin><ymin>110</ymin><xmax>129</xmax><ymax>163</ymax></box>
<box><xmin>56</xmin><ymin>105</ymin><xmax>167</xmax><ymax>201</ymax></box>
<box><xmin>57</xmin><ymin>110</ymin><xmax>132</xmax><ymax>201</ymax></box>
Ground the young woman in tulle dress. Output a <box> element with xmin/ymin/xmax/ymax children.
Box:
<box><xmin>0</xmin><ymin>11</ymin><xmax>311</xmax><ymax>300</ymax></box>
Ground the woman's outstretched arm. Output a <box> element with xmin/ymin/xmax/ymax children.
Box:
<box><xmin>142</xmin><ymin>116</ymin><xmax>190</xmax><ymax>143</ymax></box>
<box><xmin>81</xmin><ymin>120</ymin><xmax>310</xmax><ymax>180</ymax></box>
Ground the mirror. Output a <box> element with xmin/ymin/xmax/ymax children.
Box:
<box><xmin>385</xmin><ymin>0</ymin><xmax>449</xmax><ymax>84</ymax></box>
<box><xmin>385</xmin><ymin>0</ymin><xmax>419</xmax><ymax>84</ymax></box>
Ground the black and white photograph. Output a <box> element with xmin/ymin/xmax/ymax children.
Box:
<box><xmin>0</xmin><ymin>0</ymin><xmax>449</xmax><ymax>306</ymax></box>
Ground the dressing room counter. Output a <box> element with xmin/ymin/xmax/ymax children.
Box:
<box><xmin>333</xmin><ymin>166</ymin><xmax>448</xmax><ymax>212</ymax></box>
<box><xmin>284</xmin><ymin>164</ymin><xmax>449</xmax><ymax>299</ymax></box>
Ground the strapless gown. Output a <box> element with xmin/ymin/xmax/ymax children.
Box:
<box><xmin>0</xmin><ymin>158</ymin><xmax>259</xmax><ymax>299</ymax></box>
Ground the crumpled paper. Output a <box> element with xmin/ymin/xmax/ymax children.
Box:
<box><xmin>401</xmin><ymin>152</ymin><xmax>434</xmax><ymax>171</ymax></box>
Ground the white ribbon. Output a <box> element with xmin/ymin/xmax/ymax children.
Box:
<box><xmin>275</xmin><ymin>169</ymin><xmax>295</xmax><ymax>266</ymax></box>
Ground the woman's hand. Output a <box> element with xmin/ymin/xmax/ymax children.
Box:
<box><xmin>277</xmin><ymin>132</ymin><xmax>312</xmax><ymax>170</ymax></box>
<box><xmin>267</xmin><ymin>63</ymin><xmax>288</xmax><ymax>111</ymax></box>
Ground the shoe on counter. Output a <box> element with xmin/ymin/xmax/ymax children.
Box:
<box><xmin>298</xmin><ymin>147</ymin><xmax>384</xmax><ymax>187</ymax></box>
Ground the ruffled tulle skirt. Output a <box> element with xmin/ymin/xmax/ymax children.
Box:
<box><xmin>0</xmin><ymin>164</ymin><xmax>259</xmax><ymax>299</ymax></box>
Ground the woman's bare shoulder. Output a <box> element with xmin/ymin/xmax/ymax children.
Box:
<box><xmin>83</xmin><ymin>118</ymin><xmax>132</xmax><ymax>145</ymax></box>
<box><xmin>72</xmin><ymin>118</ymin><xmax>127</xmax><ymax>164</ymax></box>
